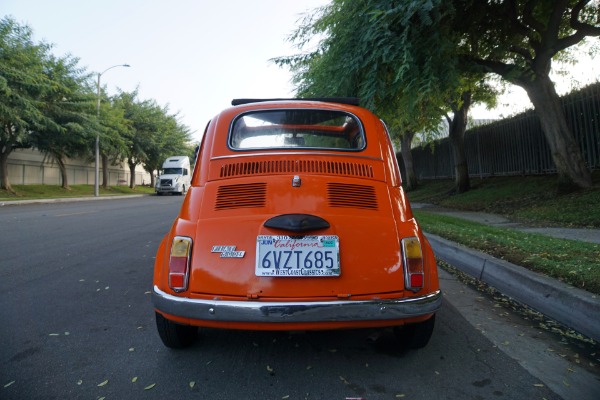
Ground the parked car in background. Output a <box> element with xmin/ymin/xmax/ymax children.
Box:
<box><xmin>155</xmin><ymin>156</ymin><xmax>191</xmax><ymax>195</ymax></box>
<box><xmin>152</xmin><ymin>98</ymin><xmax>441</xmax><ymax>349</ymax></box>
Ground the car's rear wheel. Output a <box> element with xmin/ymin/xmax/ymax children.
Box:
<box><xmin>394</xmin><ymin>314</ymin><xmax>435</xmax><ymax>349</ymax></box>
<box><xmin>155</xmin><ymin>312</ymin><xmax>198</xmax><ymax>348</ymax></box>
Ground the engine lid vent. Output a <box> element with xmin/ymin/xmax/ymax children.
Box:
<box><xmin>327</xmin><ymin>183</ymin><xmax>378</xmax><ymax>210</ymax></box>
<box><xmin>219</xmin><ymin>160</ymin><xmax>374</xmax><ymax>179</ymax></box>
<box><xmin>215</xmin><ymin>183</ymin><xmax>267</xmax><ymax>210</ymax></box>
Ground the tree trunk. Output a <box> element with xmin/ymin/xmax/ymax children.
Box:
<box><xmin>55</xmin><ymin>156</ymin><xmax>70</xmax><ymax>190</ymax></box>
<box><xmin>128</xmin><ymin>160</ymin><xmax>136</xmax><ymax>189</ymax></box>
<box><xmin>101</xmin><ymin>152</ymin><xmax>109</xmax><ymax>188</ymax></box>
<box><xmin>449</xmin><ymin>91</ymin><xmax>472</xmax><ymax>194</ymax></box>
<box><xmin>149</xmin><ymin>169</ymin><xmax>156</xmax><ymax>188</ymax></box>
<box><xmin>0</xmin><ymin>146</ymin><xmax>15</xmax><ymax>193</ymax></box>
<box><xmin>520</xmin><ymin>74</ymin><xmax>592</xmax><ymax>193</ymax></box>
<box><xmin>400</xmin><ymin>131</ymin><xmax>418</xmax><ymax>191</ymax></box>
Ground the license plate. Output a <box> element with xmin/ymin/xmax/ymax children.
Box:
<box><xmin>256</xmin><ymin>235</ymin><xmax>340</xmax><ymax>277</ymax></box>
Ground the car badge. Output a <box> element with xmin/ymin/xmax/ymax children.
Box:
<box><xmin>292</xmin><ymin>175</ymin><xmax>301</xmax><ymax>187</ymax></box>
<box><xmin>211</xmin><ymin>245</ymin><xmax>245</xmax><ymax>258</ymax></box>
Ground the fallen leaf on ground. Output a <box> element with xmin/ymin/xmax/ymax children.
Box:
<box><xmin>144</xmin><ymin>383</ymin><xmax>156</xmax><ymax>390</ymax></box>
<box><xmin>97</xmin><ymin>380</ymin><xmax>108</xmax><ymax>387</ymax></box>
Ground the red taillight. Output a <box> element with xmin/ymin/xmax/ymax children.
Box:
<box><xmin>169</xmin><ymin>236</ymin><xmax>192</xmax><ymax>292</ymax></box>
<box><xmin>402</xmin><ymin>237</ymin><xmax>424</xmax><ymax>292</ymax></box>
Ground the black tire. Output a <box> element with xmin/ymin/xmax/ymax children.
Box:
<box><xmin>394</xmin><ymin>314</ymin><xmax>435</xmax><ymax>349</ymax></box>
<box><xmin>156</xmin><ymin>192</ymin><xmax>162</xmax><ymax>196</ymax></box>
<box><xmin>155</xmin><ymin>312</ymin><xmax>198</xmax><ymax>349</ymax></box>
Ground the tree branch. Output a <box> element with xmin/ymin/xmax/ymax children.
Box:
<box><xmin>546</xmin><ymin>0</ymin><xmax>569</xmax><ymax>40</ymax></box>
<box><xmin>569</xmin><ymin>0</ymin><xmax>600</xmax><ymax>35</ymax></box>
<box><xmin>509</xmin><ymin>45</ymin><xmax>534</xmax><ymax>61</ymax></box>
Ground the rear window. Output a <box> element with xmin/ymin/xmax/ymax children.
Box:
<box><xmin>229</xmin><ymin>109</ymin><xmax>365</xmax><ymax>151</ymax></box>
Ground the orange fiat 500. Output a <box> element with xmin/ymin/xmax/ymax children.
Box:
<box><xmin>152</xmin><ymin>98</ymin><xmax>441</xmax><ymax>349</ymax></box>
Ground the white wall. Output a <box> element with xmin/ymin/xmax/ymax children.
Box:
<box><xmin>5</xmin><ymin>149</ymin><xmax>152</xmax><ymax>186</ymax></box>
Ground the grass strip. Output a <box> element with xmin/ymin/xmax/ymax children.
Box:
<box><xmin>414</xmin><ymin>210</ymin><xmax>600</xmax><ymax>296</ymax></box>
<box><xmin>0</xmin><ymin>184</ymin><xmax>155</xmax><ymax>200</ymax></box>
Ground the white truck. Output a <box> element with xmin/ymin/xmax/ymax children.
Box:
<box><xmin>155</xmin><ymin>156</ymin><xmax>191</xmax><ymax>195</ymax></box>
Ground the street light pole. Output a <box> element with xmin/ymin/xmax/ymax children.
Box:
<box><xmin>95</xmin><ymin>64</ymin><xmax>130</xmax><ymax>197</ymax></box>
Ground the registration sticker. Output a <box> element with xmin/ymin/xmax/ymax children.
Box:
<box><xmin>256</xmin><ymin>235</ymin><xmax>340</xmax><ymax>277</ymax></box>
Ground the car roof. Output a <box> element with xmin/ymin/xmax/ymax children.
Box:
<box><xmin>231</xmin><ymin>98</ymin><xmax>360</xmax><ymax>107</ymax></box>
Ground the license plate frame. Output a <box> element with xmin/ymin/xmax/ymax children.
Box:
<box><xmin>255</xmin><ymin>235</ymin><xmax>340</xmax><ymax>277</ymax></box>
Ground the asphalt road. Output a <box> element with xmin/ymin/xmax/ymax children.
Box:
<box><xmin>0</xmin><ymin>196</ymin><xmax>597</xmax><ymax>399</ymax></box>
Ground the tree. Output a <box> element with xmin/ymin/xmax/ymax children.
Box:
<box><xmin>446</xmin><ymin>0</ymin><xmax>599</xmax><ymax>192</ymax></box>
<box><xmin>96</xmin><ymin>91</ymin><xmax>131</xmax><ymax>188</ymax></box>
<box><xmin>142</xmin><ymin>111</ymin><xmax>192</xmax><ymax>188</ymax></box>
<box><xmin>273</xmin><ymin>0</ymin><xmax>496</xmax><ymax>192</ymax></box>
<box><xmin>33</xmin><ymin>54</ymin><xmax>96</xmax><ymax>189</ymax></box>
<box><xmin>0</xmin><ymin>17</ymin><xmax>53</xmax><ymax>193</ymax></box>
<box><xmin>113</xmin><ymin>91</ymin><xmax>192</xmax><ymax>189</ymax></box>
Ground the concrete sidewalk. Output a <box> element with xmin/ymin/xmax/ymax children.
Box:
<box><xmin>412</xmin><ymin>203</ymin><xmax>600</xmax><ymax>342</ymax></box>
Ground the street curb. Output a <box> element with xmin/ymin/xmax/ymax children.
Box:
<box><xmin>0</xmin><ymin>194</ymin><xmax>147</xmax><ymax>206</ymax></box>
<box><xmin>426</xmin><ymin>233</ymin><xmax>600</xmax><ymax>343</ymax></box>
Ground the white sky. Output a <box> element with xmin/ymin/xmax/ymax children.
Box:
<box><xmin>2</xmin><ymin>0</ymin><xmax>598</xmax><ymax>140</ymax></box>
<box><xmin>1</xmin><ymin>0</ymin><xmax>329</xmax><ymax>142</ymax></box>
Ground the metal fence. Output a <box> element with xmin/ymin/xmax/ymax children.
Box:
<box><xmin>411</xmin><ymin>82</ymin><xmax>600</xmax><ymax>179</ymax></box>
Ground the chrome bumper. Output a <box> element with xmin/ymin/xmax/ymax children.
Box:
<box><xmin>152</xmin><ymin>286</ymin><xmax>442</xmax><ymax>323</ymax></box>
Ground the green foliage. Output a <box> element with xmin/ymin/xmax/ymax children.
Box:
<box><xmin>112</xmin><ymin>90</ymin><xmax>192</xmax><ymax>184</ymax></box>
<box><xmin>33</xmin><ymin>54</ymin><xmax>96</xmax><ymax>187</ymax></box>
<box><xmin>0</xmin><ymin>17</ymin><xmax>52</xmax><ymax>136</ymax></box>
<box><xmin>273</xmin><ymin>0</ymin><xmax>497</xmax><ymax>144</ymax></box>
<box><xmin>0</xmin><ymin>184</ymin><xmax>154</xmax><ymax>200</ymax></box>
<box><xmin>407</xmin><ymin>173</ymin><xmax>600</xmax><ymax>227</ymax></box>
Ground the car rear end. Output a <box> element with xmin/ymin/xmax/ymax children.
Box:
<box><xmin>152</xmin><ymin>99</ymin><xmax>440</xmax><ymax>347</ymax></box>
